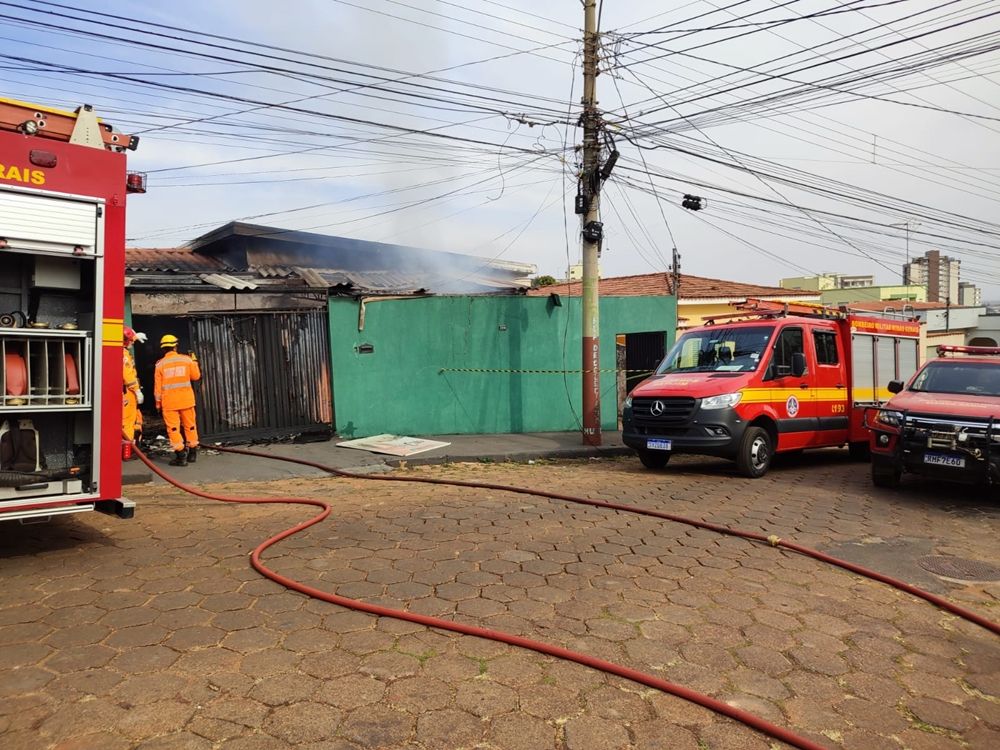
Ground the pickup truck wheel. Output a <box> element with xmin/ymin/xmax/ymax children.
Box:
<box><xmin>736</xmin><ymin>426</ymin><xmax>772</xmax><ymax>478</ymax></box>
<box><xmin>871</xmin><ymin>460</ymin><xmax>901</xmax><ymax>488</ymax></box>
<box><xmin>637</xmin><ymin>450</ymin><xmax>671</xmax><ymax>470</ymax></box>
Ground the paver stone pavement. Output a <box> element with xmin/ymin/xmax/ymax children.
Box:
<box><xmin>1</xmin><ymin>451</ymin><xmax>998</xmax><ymax>749</ymax></box>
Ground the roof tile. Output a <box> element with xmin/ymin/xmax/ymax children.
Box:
<box><xmin>526</xmin><ymin>272</ymin><xmax>820</xmax><ymax>300</ymax></box>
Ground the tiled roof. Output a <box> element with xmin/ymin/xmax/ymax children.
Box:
<box><xmin>526</xmin><ymin>273</ymin><xmax>820</xmax><ymax>300</ymax></box>
<box><xmin>126</xmin><ymin>248</ymin><xmax>229</xmax><ymax>273</ymax></box>
<box><xmin>679</xmin><ymin>274</ymin><xmax>816</xmax><ymax>299</ymax></box>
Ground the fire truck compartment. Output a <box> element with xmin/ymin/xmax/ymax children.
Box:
<box><xmin>850</xmin><ymin>332</ymin><xmax>919</xmax><ymax>406</ymax></box>
<box><xmin>0</xmin><ymin>410</ymin><xmax>92</xmax><ymax>497</ymax></box>
<box><xmin>1</xmin><ymin>188</ymin><xmax>104</xmax><ymax>511</ymax></box>
<box><xmin>0</xmin><ymin>188</ymin><xmax>102</xmax><ymax>255</ymax></box>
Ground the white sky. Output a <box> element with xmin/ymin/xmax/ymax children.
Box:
<box><xmin>4</xmin><ymin>0</ymin><xmax>998</xmax><ymax>301</ymax></box>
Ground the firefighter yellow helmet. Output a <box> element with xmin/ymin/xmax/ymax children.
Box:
<box><xmin>160</xmin><ymin>334</ymin><xmax>179</xmax><ymax>349</ymax></box>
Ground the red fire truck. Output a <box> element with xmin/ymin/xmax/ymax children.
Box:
<box><xmin>0</xmin><ymin>97</ymin><xmax>141</xmax><ymax>522</ymax></box>
<box><xmin>621</xmin><ymin>299</ymin><xmax>922</xmax><ymax>477</ymax></box>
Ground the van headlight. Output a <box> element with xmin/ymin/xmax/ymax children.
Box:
<box><xmin>701</xmin><ymin>392</ymin><xmax>742</xmax><ymax>410</ymax></box>
<box><xmin>624</xmin><ymin>395</ymin><xmax>633</xmax><ymax>408</ymax></box>
<box><xmin>876</xmin><ymin>410</ymin><xmax>903</xmax><ymax>427</ymax></box>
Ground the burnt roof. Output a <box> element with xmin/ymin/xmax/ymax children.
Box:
<box><xmin>126</xmin><ymin>248</ymin><xmax>231</xmax><ymax>273</ymax></box>
<box><xmin>125</xmin><ymin>248</ymin><xmax>527</xmax><ymax>296</ymax></box>
<box><xmin>127</xmin><ymin>222</ymin><xmax>536</xmax><ymax>296</ymax></box>
<box><xmin>186</xmin><ymin>221</ymin><xmax>536</xmax><ymax>276</ymax></box>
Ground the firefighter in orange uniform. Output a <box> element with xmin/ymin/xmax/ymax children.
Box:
<box><xmin>154</xmin><ymin>334</ymin><xmax>201</xmax><ymax>466</ymax></box>
<box><xmin>122</xmin><ymin>326</ymin><xmax>147</xmax><ymax>459</ymax></box>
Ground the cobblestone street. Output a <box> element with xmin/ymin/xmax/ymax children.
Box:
<box><xmin>1</xmin><ymin>453</ymin><xmax>998</xmax><ymax>750</ymax></box>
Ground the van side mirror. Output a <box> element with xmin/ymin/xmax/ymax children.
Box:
<box><xmin>791</xmin><ymin>352</ymin><xmax>806</xmax><ymax>378</ymax></box>
<box><xmin>887</xmin><ymin>380</ymin><xmax>904</xmax><ymax>394</ymax></box>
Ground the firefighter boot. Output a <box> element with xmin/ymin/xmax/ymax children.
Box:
<box><xmin>169</xmin><ymin>449</ymin><xmax>188</xmax><ymax>467</ymax></box>
<box><xmin>187</xmin><ymin>446</ymin><xmax>198</xmax><ymax>464</ymax></box>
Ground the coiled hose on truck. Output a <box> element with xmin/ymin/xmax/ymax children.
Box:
<box><xmin>134</xmin><ymin>445</ymin><xmax>1000</xmax><ymax>750</ymax></box>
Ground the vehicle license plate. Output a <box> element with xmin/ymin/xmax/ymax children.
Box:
<box><xmin>924</xmin><ymin>453</ymin><xmax>965</xmax><ymax>468</ymax></box>
<box><xmin>647</xmin><ymin>439</ymin><xmax>672</xmax><ymax>451</ymax></box>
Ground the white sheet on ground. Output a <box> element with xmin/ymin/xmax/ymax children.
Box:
<box><xmin>336</xmin><ymin>434</ymin><xmax>451</xmax><ymax>456</ymax></box>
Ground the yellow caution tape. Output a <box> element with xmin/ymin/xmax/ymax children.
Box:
<box><xmin>439</xmin><ymin>368</ymin><xmax>655</xmax><ymax>375</ymax></box>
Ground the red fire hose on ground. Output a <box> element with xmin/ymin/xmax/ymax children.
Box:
<box><xmin>133</xmin><ymin>446</ymin><xmax>999</xmax><ymax>750</ymax></box>
<box><xmin>215</xmin><ymin>445</ymin><xmax>1000</xmax><ymax>637</ymax></box>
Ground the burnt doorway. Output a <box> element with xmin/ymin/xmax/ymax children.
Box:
<box><xmin>624</xmin><ymin>331</ymin><xmax>667</xmax><ymax>393</ymax></box>
<box><xmin>187</xmin><ymin>310</ymin><xmax>334</xmax><ymax>442</ymax></box>
<box><xmin>616</xmin><ymin>330</ymin><xmax>667</xmax><ymax>428</ymax></box>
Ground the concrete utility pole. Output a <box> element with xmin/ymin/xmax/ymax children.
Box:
<box><xmin>580</xmin><ymin>0</ymin><xmax>602</xmax><ymax>446</ymax></box>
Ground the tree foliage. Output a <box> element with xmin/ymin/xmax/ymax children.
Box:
<box><xmin>531</xmin><ymin>275</ymin><xmax>557</xmax><ymax>288</ymax></box>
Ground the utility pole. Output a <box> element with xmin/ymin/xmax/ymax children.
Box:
<box><xmin>580</xmin><ymin>0</ymin><xmax>602</xmax><ymax>446</ymax></box>
<box><xmin>671</xmin><ymin>247</ymin><xmax>681</xmax><ymax>299</ymax></box>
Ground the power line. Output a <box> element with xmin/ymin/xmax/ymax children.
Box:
<box><xmin>1</xmin><ymin>1</ymin><xmax>577</xmax><ymax>123</ymax></box>
<box><xmin>611</xmin><ymin>0</ymin><xmax>974</xmax><ymax>116</ymax></box>
<box><xmin>619</xmin><ymin>0</ymin><xmax>913</xmax><ymax>38</ymax></box>
<box><xmin>0</xmin><ymin>51</ymin><xmax>573</xmax><ymax>174</ymax></box>
<box><xmin>326</xmin><ymin>0</ymin><xmax>577</xmax><ymax>66</ymax></box>
<box><xmin>619</xmin><ymin>67</ymin><xmax>905</xmax><ymax>280</ymax></box>
<box><xmin>621</xmin><ymin>4</ymin><xmax>1000</xmax><ymax>130</ymax></box>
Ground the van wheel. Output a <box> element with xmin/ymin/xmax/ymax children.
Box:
<box><xmin>637</xmin><ymin>450</ymin><xmax>671</xmax><ymax>470</ymax></box>
<box><xmin>848</xmin><ymin>441</ymin><xmax>870</xmax><ymax>461</ymax></box>
<box><xmin>871</xmin><ymin>460</ymin><xmax>901</xmax><ymax>488</ymax></box>
<box><xmin>736</xmin><ymin>427</ymin><xmax>772</xmax><ymax>478</ymax></box>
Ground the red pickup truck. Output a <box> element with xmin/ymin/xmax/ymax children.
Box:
<box><xmin>868</xmin><ymin>345</ymin><xmax>1000</xmax><ymax>488</ymax></box>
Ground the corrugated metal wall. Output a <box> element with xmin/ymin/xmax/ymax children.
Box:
<box><xmin>190</xmin><ymin>311</ymin><xmax>333</xmax><ymax>441</ymax></box>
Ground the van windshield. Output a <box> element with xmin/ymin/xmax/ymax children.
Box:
<box><xmin>909</xmin><ymin>361</ymin><xmax>1000</xmax><ymax>397</ymax></box>
<box><xmin>657</xmin><ymin>325</ymin><xmax>775</xmax><ymax>374</ymax></box>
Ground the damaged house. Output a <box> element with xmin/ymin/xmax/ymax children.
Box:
<box><xmin>127</xmin><ymin>222</ymin><xmax>676</xmax><ymax>442</ymax></box>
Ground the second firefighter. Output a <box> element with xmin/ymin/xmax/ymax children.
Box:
<box><xmin>122</xmin><ymin>326</ymin><xmax>147</xmax><ymax>459</ymax></box>
<box><xmin>154</xmin><ymin>334</ymin><xmax>201</xmax><ymax>466</ymax></box>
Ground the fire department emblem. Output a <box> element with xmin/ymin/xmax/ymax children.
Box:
<box><xmin>786</xmin><ymin>395</ymin><xmax>800</xmax><ymax>418</ymax></box>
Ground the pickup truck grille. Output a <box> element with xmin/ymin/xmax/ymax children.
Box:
<box><xmin>631</xmin><ymin>397</ymin><xmax>697</xmax><ymax>426</ymax></box>
<box><xmin>902</xmin><ymin>413</ymin><xmax>999</xmax><ymax>452</ymax></box>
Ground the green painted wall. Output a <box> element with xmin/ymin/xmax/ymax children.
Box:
<box><xmin>328</xmin><ymin>295</ymin><xmax>675</xmax><ymax>438</ymax></box>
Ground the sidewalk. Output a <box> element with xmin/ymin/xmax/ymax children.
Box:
<box><xmin>122</xmin><ymin>431</ymin><xmax>632</xmax><ymax>485</ymax></box>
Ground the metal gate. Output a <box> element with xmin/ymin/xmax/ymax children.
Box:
<box><xmin>190</xmin><ymin>311</ymin><xmax>333</xmax><ymax>441</ymax></box>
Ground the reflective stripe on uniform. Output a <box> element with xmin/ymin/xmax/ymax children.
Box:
<box><xmin>161</xmin><ymin>382</ymin><xmax>191</xmax><ymax>390</ymax></box>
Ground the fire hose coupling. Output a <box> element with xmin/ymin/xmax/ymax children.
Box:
<box><xmin>767</xmin><ymin>535</ymin><xmax>782</xmax><ymax>547</ymax></box>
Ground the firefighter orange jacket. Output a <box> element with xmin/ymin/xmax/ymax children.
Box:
<box><xmin>123</xmin><ymin>349</ymin><xmax>140</xmax><ymax>394</ymax></box>
<box><xmin>154</xmin><ymin>351</ymin><xmax>201</xmax><ymax>410</ymax></box>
